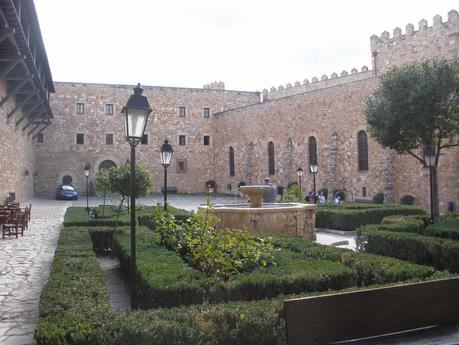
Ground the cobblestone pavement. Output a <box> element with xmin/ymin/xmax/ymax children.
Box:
<box><xmin>0</xmin><ymin>199</ymin><xmax>69</xmax><ymax>345</ymax></box>
<box><xmin>97</xmin><ymin>256</ymin><xmax>130</xmax><ymax>311</ymax></box>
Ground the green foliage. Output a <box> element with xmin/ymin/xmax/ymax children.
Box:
<box><xmin>282</xmin><ymin>183</ymin><xmax>301</xmax><ymax>203</ymax></box>
<box><xmin>365</xmin><ymin>59</ymin><xmax>459</xmax><ymax>155</ymax></box>
<box><xmin>372</xmin><ymin>192</ymin><xmax>384</xmax><ymax>204</ymax></box>
<box><xmin>357</xmin><ymin>228</ymin><xmax>459</xmax><ymax>273</ymax></box>
<box><xmin>424</xmin><ymin>215</ymin><xmax>459</xmax><ymax>240</ymax></box>
<box><xmin>113</xmin><ymin>229</ymin><xmax>357</xmax><ymax>308</ymax></box>
<box><xmin>35</xmin><ymin>227</ymin><xmax>110</xmax><ymax>344</ymax></box>
<box><xmin>400</xmin><ymin>194</ymin><xmax>415</xmax><ymax>205</ymax></box>
<box><xmin>94</xmin><ymin>168</ymin><xmax>111</xmax><ymax>193</ymax></box>
<box><xmin>63</xmin><ymin>206</ymin><xmax>153</xmax><ymax>227</ymax></box>
<box><xmin>316</xmin><ymin>204</ymin><xmax>426</xmax><ymax>231</ymax></box>
<box><xmin>382</xmin><ymin>214</ymin><xmax>429</xmax><ymax>229</ymax></box>
<box><xmin>270</xmin><ymin>235</ymin><xmax>436</xmax><ymax>287</ymax></box>
<box><xmin>106</xmin><ymin>162</ymin><xmax>152</xmax><ymax>198</ymax></box>
<box><xmin>152</xmin><ymin>206</ymin><xmax>276</xmax><ymax>281</ymax></box>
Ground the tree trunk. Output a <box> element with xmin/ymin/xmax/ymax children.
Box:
<box><xmin>432</xmin><ymin>166</ymin><xmax>440</xmax><ymax>222</ymax></box>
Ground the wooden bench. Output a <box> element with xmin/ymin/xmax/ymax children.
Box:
<box><xmin>161</xmin><ymin>186</ymin><xmax>177</xmax><ymax>193</ymax></box>
<box><xmin>284</xmin><ymin>277</ymin><xmax>459</xmax><ymax>345</ymax></box>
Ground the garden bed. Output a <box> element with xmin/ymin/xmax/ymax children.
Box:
<box><xmin>35</xmin><ymin>207</ymin><xmax>454</xmax><ymax>345</ymax></box>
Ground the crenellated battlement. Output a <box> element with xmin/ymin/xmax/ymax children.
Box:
<box><xmin>371</xmin><ymin>9</ymin><xmax>459</xmax><ymax>74</ymax></box>
<box><xmin>266</xmin><ymin>66</ymin><xmax>373</xmax><ymax>100</ymax></box>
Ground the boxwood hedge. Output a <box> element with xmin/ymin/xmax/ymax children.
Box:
<box><xmin>356</xmin><ymin>228</ymin><xmax>459</xmax><ymax>273</ymax></box>
<box><xmin>113</xmin><ymin>229</ymin><xmax>356</xmax><ymax>308</ymax></box>
<box><xmin>316</xmin><ymin>204</ymin><xmax>426</xmax><ymax>231</ymax></box>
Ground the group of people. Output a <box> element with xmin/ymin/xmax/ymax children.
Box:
<box><xmin>261</xmin><ymin>178</ymin><xmax>340</xmax><ymax>204</ymax></box>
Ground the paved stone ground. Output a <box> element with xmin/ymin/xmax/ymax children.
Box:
<box><xmin>0</xmin><ymin>199</ymin><xmax>69</xmax><ymax>345</ymax></box>
<box><xmin>97</xmin><ymin>256</ymin><xmax>130</xmax><ymax>311</ymax></box>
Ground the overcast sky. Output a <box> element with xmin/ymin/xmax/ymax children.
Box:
<box><xmin>34</xmin><ymin>1</ymin><xmax>457</xmax><ymax>91</ymax></box>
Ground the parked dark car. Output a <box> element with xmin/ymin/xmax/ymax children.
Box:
<box><xmin>56</xmin><ymin>185</ymin><xmax>79</xmax><ymax>200</ymax></box>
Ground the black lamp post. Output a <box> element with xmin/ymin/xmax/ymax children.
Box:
<box><xmin>160</xmin><ymin>138</ymin><xmax>173</xmax><ymax>211</ymax></box>
<box><xmin>296</xmin><ymin>166</ymin><xmax>303</xmax><ymax>200</ymax></box>
<box><xmin>424</xmin><ymin>147</ymin><xmax>436</xmax><ymax>224</ymax></box>
<box><xmin>310</xmin><ymin>160</ymin><xmax>318</xmax><ymax>203</ymax></box>
<box><xmin>122</xmin><ymin>83</ymin><xmax>152</xmax><ymax>309</ymax></box>
<box><xmin>84</xmin><ymin>163</ymin><xmax>90</xmax><ymax>211</ymax></box>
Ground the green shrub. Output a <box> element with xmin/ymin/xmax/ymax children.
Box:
<box><xmin>400</xmin><ymin>194</ymin><xmax>415</xmax><ymax>205</ymax></box>
<box><xmin>282</xmin><ymin>183</ymin><xmax>301</xmax><ymax>203</ymax></box>
<box><xmin>154</xmin><ymin>206</ymin><xmax>276</xmax><ymax>281</ymax></box>
<box><xmin>356</xmin><ymin>228</ymin><xmax>459</xmax><ymax>273</ymax></box>
<box><xmin>423</xmin><ymin>215</ymin><xmax>459</xmax><ymax>240</ymax></box>
<box><xmin>316</xmin><ymin>204</ymin><xmax>427</xmax><ymax>231</ymax></box>
<box><xmin>113</xmin><ymin>229</ymin><xmax>356</xmax><ymax>308</ymax></box>
<box><xmin>381</xmin><ymin>214</ymin><xmax>429</xmax><ymax>229</ymax></box>
<box><xmin>270</xmin><ymin>235</ymin><xmax>436</xmax><ymax>286</ymax></box>
<box><xmin>35</xmin><ymin>227</ymin><xmax>110</xmax><ymax>345</ymax></box>
<box><xmin>372</xmin><ymin>192</ymin><xmax>384</xmax><ymax>204</ymax></box>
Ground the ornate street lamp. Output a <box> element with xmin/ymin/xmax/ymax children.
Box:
<box><xmin>84</xmin><ymin>163</ymin><xmax>90</xmax><ymax>211</ymax></box>
<box><xmin>296</xmin><ymin>166</ymin><xmax>303</xmax><ymax>201</ymax></box>
<box><xmin>310</xmin><ymin>160</ymin><xmax>318</xmax><ymax>203</ymax></box>
<box><xmin>423</xmin><ymin>147</ymin><xmax>435</xmax><ymax>223</ymax></box>
<box><xmin>160</xmin><ymin>138</ymin><xmax>173</xmax><ymax>211</ymax></box>
<box><xmin>122</xmin><ymin>83</ymin><xmax>152</xmax><ymax>309</ymax></box>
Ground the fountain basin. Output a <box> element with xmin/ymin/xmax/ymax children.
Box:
<box><xmin>198</xmin><ymin>203</ymin><xmax>316</xmax><ymax>240</ymax></box>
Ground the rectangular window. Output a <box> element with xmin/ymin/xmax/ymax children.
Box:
<box><xmin>179</xmin><ymin>135</ymin><xmax>186</xmax><ymax>146</ymax></box>
<box><xmin>76</xmin><ymin>103</ymin><xmax>85</xmax><ymax>114</ymax></box>
<box><xmin>178</xmin><ymin>106</ymin><xmax>186</xmax><ymax>117</ymax></box>
<box><xmin>37</xmin><ymin>133</ymin><xmax>44</xmax><ymax>143</ymax></box>
<box><xmin>76</xmin><ymin>133</ymin><xmax>84</xmax><ymax>145</ymax></box>
<box><xmin>105</xmin><ymin>134</ymin><xmax>113</xmax><ymax>145</ymax></box>
<box><xmin>141</xmin><ymin>134</ymin><xmax>148</xmax><ymax>145</ymax></box>
<box><xmin>203</xmin><ymin>135</ymin><xmax>210</xmax><ymax>146</ymax></box>
<box><xmin>105</xmin><ymin>104</ymin><xmax>113</xmax><ymax>115</ymax></box>
<box><xmin>176</xmin><ymin>159</ymin><xmax>187</xmax><ymax>173</ymax></box>
<box><xmin>203</xmin><ymin>107</ymin><xmax>210</xmax><ymax>118</ymax></box>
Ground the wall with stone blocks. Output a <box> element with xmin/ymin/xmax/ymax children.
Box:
<box><xmin>371</xmin><ymin>10</ymin><xmax>459</xmax><ymax>74</ymax></box>
<box><xmin>0</xmin><ymin>81</ymin><xmax>36</xmax><ymax>202</ymax></box>
<box><xmin>212</xmin><ymin>77</ymin><xmax>396</xmax><ymax>202</ymax></box>
<box><xmin>35</xmin><ymin>82</ymin><xmax>260</xmax><ymax>196</ymax></box>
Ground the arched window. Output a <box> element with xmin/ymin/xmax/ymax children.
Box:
<box><xmin>229</xmin><ymin>147</ymin><xmax>235</xmax><ymax>176</ymax></box>
<box><xmin>268</xmin><ymin>141</ymin><xmax>275</xmax><ymax>175</ymax></box>
<box><xmin>98</xmin><ymin>160</ymin><xmax>116</xmax><ymax>170</ymax></box>
<box><xmin>62</xmin><ymin>175</ymin><xmax>73</xmax><ymax>185</ymax></box>
<box><xmin>308</xmin><ymin>136</ymin><xmax>317</xmax><ymax>167</ymax></box>
<box><xmin>357</xmin><ymin>130</ymin><xmax>369</xmax><ymax>171</ymax></box>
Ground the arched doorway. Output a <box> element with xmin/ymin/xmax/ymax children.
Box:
<box><xmin>62</xmin><ymin>175</ymin><xmax>73</xmax><ymax>185</ymax></box>
<box><xmin>98</xmin><ymin>160</ymin><xmax>116</xmax><ymax>170</ymax></box>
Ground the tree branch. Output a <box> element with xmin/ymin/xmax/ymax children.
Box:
<box><xmin>407</xmin><ymin>150</ymin><xmax>425</xmax><ymax>164</ymax></box>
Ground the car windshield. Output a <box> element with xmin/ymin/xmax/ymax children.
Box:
<box><xmin>61</xmin><ymin>185</ymin><xmax>74</xmax><ymax>191</ymax></box>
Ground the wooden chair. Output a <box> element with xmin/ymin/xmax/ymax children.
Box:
<box><xmin>2</xmin><ymin>211</ymin><xmax>26</xmax><ymax>238</ymax></box>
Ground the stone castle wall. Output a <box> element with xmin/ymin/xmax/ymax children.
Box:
<box><xmin>30</xmin><ymin>9</ymin><xmax>459</xmax><ymax>214</ymax></box>
<box><xmin>371</xmin><ymin>10</ymin><xmax>459</xmax><ymax>74</ymax></box>
<box><xmin>0</xmin><ymin>81</ymin><xmax>36</xmax><ymax>202</ymax></box>
<box><xmin>35</xmin><ymin>82</ymin><xmax>260</xmax><ymax>196</ymax></box>
<box><xmin>212</xmin><ymin>77</ymin><xmax>393</xmax><ymax>202</ymax></box>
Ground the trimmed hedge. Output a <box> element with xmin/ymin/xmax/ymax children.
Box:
<box><xmin>356</xmin><ymin>228</ymin><xmax>459</xmax><ymax>273</ymax></box>
<box><xmin>113</xmin><ymin>229</ymin><xmax>356</xmax><ymax>308</ymax></box>
<box><xmin>316</xmin><ymin>204</ymin><xmax>427</xmax><ymax>231</ymax></box>
<box><xmin>63</xmin><ymin>206</ymin><xmax>154</xmax><ymax>227</ymax></box>
<box><xmin>270</xmin><ymin>235</ymin><xmax>436</xmax><ymax>286</ymax></box>
<box><xmin>423</xmin><ymin>215</ymin><xmax>459</xmax><ymax>240</ymax></box>
<box><xmin>35</xmin><ymin>227</ymin><xmax>111</xmax><ymax>345</ymax></box>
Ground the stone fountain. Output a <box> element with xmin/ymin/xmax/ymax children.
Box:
<box><xmin>199</xmin><ymin>185</ymin><xmax>316</xmax><ymax>240</ymax></box>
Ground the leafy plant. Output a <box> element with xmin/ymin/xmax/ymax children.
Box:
<box><xmin>153</xmin><ymin>204</ymin><xmax>276</xmax><ymax>281</ymax></box>
<box><xmin>283</xmin><ymin>183</ymin><xmax>301</xmax><ymax>203</ymax></box>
